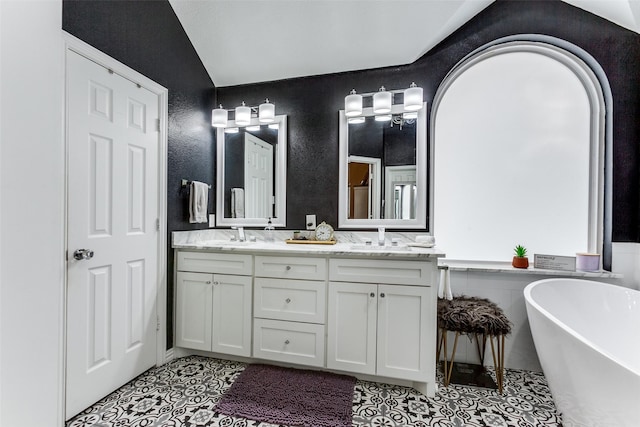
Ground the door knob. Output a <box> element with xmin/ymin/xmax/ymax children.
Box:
<box><xmin>73</xmin><ymin>249</ymin><xmax>94</xmax><ymax>261</ymax></box>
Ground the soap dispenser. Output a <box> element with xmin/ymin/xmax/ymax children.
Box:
<box><xmin>264</xmin><ymin>217</ymin><xmax>275</xmax><ymax>242</ymax></box>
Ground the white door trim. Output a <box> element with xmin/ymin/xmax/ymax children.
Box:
<box><xmin>62</xmin><ymin>32</ymin><xmax>168</xmax><ymax>420</ymax></box>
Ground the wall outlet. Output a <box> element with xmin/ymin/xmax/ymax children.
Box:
<box><xmin>306</xmin><ymin>214</ymin><xmax>316</xmax><ymax>230</ymax></box>
<box><xmin>209</xmin><ymin>214</ymin><xmax>215</xmax><ymax>228</ymax></box>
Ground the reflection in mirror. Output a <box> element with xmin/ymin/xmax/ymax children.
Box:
<box><xmin>216</xmin><ymin>115</ymin><xmax>287</xmax><ymax>227</ymax></box>
<box><xmin>339</xmin><ymin>104</ymin><xmax>427</xmax><ymax>229</ymax></box>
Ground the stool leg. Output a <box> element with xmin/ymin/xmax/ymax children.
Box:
<box><xmin>489</xmin><ymin>335</ymin><xmax>505</xmax><ymax>393</ymax></box>
<box><xmin>446</xmin><ymin>331</ymin><xmax>460</xmax><ymax>387</ymax></box>
<box><xmin>436</xmin><ymin>328</ymin><xmax>443</xmax><ymax>363</ymax></box>
<box><xmin>474</xmin><ymin>333</ymin><xmax>487</xmax><ymax>367</ymax></box>
<box><xmin>441</xmin><ymin>330</ymin><xmax>449</xmax><ymax>385</ymax></box>
<box><xmin>499</xmin><ymin>334</ymin><xmax>506</xmax><ymax>391</ymax></box>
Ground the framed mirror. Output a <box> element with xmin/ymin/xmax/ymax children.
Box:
<box><xmin>216</xmin><ymin>115</ymin><xmax>287</xmax><ymax>227</ymax></box>
<box><xmin>338</xmin><ymin>103</ymin><xmax>427</xmax><ymax>229</ymax></box>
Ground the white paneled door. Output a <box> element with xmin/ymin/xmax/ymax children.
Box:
<box><xmin>66</xmin><ymin>50</ymin><xmax>159</xmax><ymax>419</ymax></box>
<box><xmin>244</xmin><ymin>133</ymin><xmax>273</xmax><ymax>218</ymax></box>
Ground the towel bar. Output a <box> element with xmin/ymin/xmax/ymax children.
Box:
<box><xmin>181</xmin><ymin>179</ymin><xmax>211</xmax><ymax>189</ymax></box>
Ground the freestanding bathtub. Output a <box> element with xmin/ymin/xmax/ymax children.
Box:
<box><xmin>524</xmin><ymin>278</ymin><xmax>640</xmax><ymax>427</ymax></box>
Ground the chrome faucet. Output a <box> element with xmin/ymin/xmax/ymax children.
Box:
<box><xmin>378</xmin><ymin>226</ymin><xmax>385</xmax><ymax>246</ymax></box>
<box><xmin>232</xmin><ymin>226</ymin><xmax>246</xmax><ymax>242</ymax></box>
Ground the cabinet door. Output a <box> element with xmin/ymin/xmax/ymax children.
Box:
<box><xmin>175</xmin><ymin>271</ymin><xmax>213</xmax><ymax>351</ymax></box>
<box><xmin>377</xmin><ymin>284</ymin><xmax>431</xmax><ymax>381</ymax></box>
<box><xmin>211</xmin><ymin>274</ymin><xmax>252</xmax><ymax>357</ymax></box>
<box><xmin>327</xmin><ymin>282</ymin><xmax>377</xmax><ymax>375</ymax></box>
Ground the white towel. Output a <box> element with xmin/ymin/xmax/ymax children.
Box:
<box><xmin>231</xmin><ymin>188</ymin><xmax>245</xmax><ymax>218</ymax></box>
<box><xmin>438</xmin><ymin>267</ymin><xmax>453</xmax><ymax>300</ymax></box>
<box><xmin>189</xmin><ymin>181</ymin><xmax>208</xmax><ymax>223</ymax></box>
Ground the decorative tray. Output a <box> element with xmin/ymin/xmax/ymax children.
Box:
<box><xmin>285</xmin><ymin>239</ymin><xmax>337</xmax><ymax>245</ymax></box>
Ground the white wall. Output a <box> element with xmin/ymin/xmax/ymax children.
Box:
<box><xmin>611</xmin><ymin>242</ymin><xmax>640</xmax><ymax>290</ymax></box>
<box><xmin>0</xmin><ymin>1</ymin><xmax>65</xmax><ymax>426</ymax></box>
<box><xmin>447</xmin><ymin>245</ymin><xmax>634</xmax><ymax>372</ymax></box>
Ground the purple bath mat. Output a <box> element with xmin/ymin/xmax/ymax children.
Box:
<box><xmin>215</xmin><ymin>363</ymin><xmax>356</xmax><ymax>427</ymax></box>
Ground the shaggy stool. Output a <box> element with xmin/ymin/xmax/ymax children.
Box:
<box><xmin>436</xmin><ymin>296</ymin><xmax>512</xmax><ymax>393</ymax></box>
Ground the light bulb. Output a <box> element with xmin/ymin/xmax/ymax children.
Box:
<box><xmin>211</xmin><ymin>105</ymin><xmax>228</xmax><ymax>128</ymax></box>
<box><xmin>404</xmin><ymin>82</ymin><xmax>423</xmax><ymax>111</ymax></box>
<box><xmin>259</xmin><ymin>98</ymin><xmax>275</xmax><ymax>123</ymax></box>
<box><xmin>345</xmin><ymin>89</ymin><xmax>363</xmax><ymax>117</ymax></box>
<box><xmin>373</xmin><ymin>86</ymin><xmax>392</xmax><ymax>114</ymax></box>
<box><xmin>235</xmin><ymin>102</ymin><xmax>251</xmax><ymax>126</ymax></box>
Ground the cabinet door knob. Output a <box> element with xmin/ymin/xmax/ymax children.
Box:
<box><xmin>284</xmin><ymin>339</ymin><xmax>290</xmax><ymax>345</ymax></box>
<box><xmin>205</xmin><ymin>281</ymin><xmax>211</xmax><ymax>284</ymax></box>
<box><xmin>213</xmin><ymin>281</ymin><xmax>219</xmax><ymax>285</ymax></box>
<box><xmin>285</xmin><ymin>298</ymin><xmax>291</xmax><ymax>303</ymax></box>
<box><xmin>380</xmin><ymin>292</ymin><xmax>385</xmax><ymax>298</ymax></box>
<box><xmin>285</xmin><ymin>265</ymin><xmax>292</xmax><ymax>271</ymax></box>
<box><xmin>370</xmin><ymin>292</ymin><xmax>375</xmax><ymax>298</ymax></box>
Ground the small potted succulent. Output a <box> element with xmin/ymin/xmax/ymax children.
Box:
<box><xmin>512</xmin><ymin>244</ymin><xmax>529</xmax><ymax>269</ymax></box>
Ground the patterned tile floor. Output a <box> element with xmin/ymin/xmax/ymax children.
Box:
<box><xmin>67</xmin><ymin>356</ymin><xmax>561</xmax><ymax>427</ymax></box>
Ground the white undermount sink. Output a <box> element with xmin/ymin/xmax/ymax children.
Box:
<box><xmin>199</xmin><ymin>240</ymin><xmax>255</xmax><ymax>246</ymax></box>
<box><xmin>349</xmin><ymin>244</ymin><xmax>410</xmax><ymax>251</ymax></box>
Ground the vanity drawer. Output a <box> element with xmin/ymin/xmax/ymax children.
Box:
<box><xmin>253</xmin><ymin>318</ymin><xmax>325</xmax><ymax>367</ymax></box>
<box><xmin>254</xmin><ymin>278</ymin><xmax>326</xmax><ymax>324</ymax></box>
<box><xmin>329</xmin><ymin>258</ymin><xmax>433</xmax><ymax>286</ymax></box>
<box><xmin>255</xmin><ymin>256</ymin><xmax>327</xmax><ymax>280</ymax></box>
<box><xmin>177</xmin><ymin>251</ymin><xmax>253</xmax><ymax>275</ymax></box>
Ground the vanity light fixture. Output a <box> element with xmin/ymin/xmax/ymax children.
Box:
<box><xmin>344</xmin><ymin>83</ymin><xmax>424</xmax><ymax>125</ymax></box>
<box><xmin>211</xmin><ymin>99</ymin><xmax>277</xmax><ymax>128</ymax></box>
<box><xmin>224</xmin><ymin>127</ymin><xmax>239</xmax><ymax>134</ymax></box>
<box><xmin>246</xmin><ymin>125</ymin><xmax>261</xmax><ymax>131</ymax></box>
<box><xmin>268</xmin><ymin>123</ymin><xmax>279</xmax><ymax>130</ymax></box>
<box><xmin>345</xmin><ymin>89</ymin><xmax>363</xmax><ymax>117</ymax></box>
<box><xmin>211</xmin><ymin>105</ymin><xmax>228</xmax><ymax>128</ymax></box>
<box><xmin>403</xmin><ymin>82</ymin><xmax>423</xmax><ymax>111</ymax></box>
<box><xmin>235</xmin><ymin>102</ymin><xmax>251</xmax><ymax>126</ymax></box>
<box><xmin>373</xmin><ymin>86</ymin><xmax>392</xmax><ymax>114</ymax></box>
<box><xmin>258</xmin><ymin>98</ymin><xmax>275</xmax><ymax>123</ymax></box>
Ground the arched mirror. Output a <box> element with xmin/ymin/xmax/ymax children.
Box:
<box><xmin>216</xmin><ymin>115</ymin><xmax>287</xmax><ymax>227</ymax></box>
<box><xmin>338</xmin><ymin>103</ymin><xmax>427</xmax><ymax>229</ymax></box>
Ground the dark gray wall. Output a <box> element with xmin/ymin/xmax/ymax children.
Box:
<box><xmin>63</xmin><ymin>0</ymin><xmax>640</xmax><ymax>349</ymax></box>
<box><xmin>63</xmin><ymin>0</ymin><xmax>216</xmax><ymax>349</ymax></box>
<box><xmin>218</xmin><ymin>0</ymin><xmax>640</xmax><ymax>243</ymax></box>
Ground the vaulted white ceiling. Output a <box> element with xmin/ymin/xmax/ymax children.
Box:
<box><xmin>168</xmin><ymin>0</ymin><xmax>640</xmax><ymax>87</ymax></box>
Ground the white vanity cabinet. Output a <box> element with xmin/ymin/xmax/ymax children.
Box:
<box><xmin>327</xmin><ymin>258</ymin><xmax>436</xmax><ymax>390</ymax></box>
<box><xmin>175</xmin><ymin>251</ymin><xmax>252</xmax><ymax>357</ymax></box>
<box><xmin>172</xmin><ymin>239</ymin><xmax>442</xmax><ymax>397</ymax></box>
<box><xmin>252</xmin><ymin>255</ymin><xmax>327</xmax><ymax>367</ymax></box>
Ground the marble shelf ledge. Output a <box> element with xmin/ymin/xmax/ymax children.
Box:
<box><xmin>439</xmin><ymin>259</ymin><xmax>623</xmax><ymax>279</ymax></box>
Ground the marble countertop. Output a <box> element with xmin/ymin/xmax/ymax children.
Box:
<box><xmin>172</xmin><ymin>230</ymin><xmax>445</xmax><ymax>259</ymax></box>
